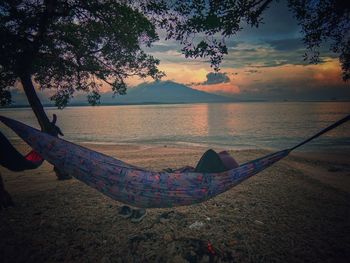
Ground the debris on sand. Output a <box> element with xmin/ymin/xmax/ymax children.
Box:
<box><xmin>188</xmin><ymin>221</ymin><xmax>205</xmax><ymax>230</ymax></box>
<box><xmin>254</xmin><ymin>220</ymin><xmax>264</xmax><ymax>226</ymax></box>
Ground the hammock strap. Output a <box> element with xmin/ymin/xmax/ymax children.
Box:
<box><xmin>290</xmin><ymin>114</ymin><xmax>350</xmax><ymax>151</ymax></box>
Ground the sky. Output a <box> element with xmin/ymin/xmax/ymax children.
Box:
<box><xmin>133</xmin><ymin>0</ymin><xmax>350</xmax><ymax>101</ymax></box>
<box><xmin>10</xmin><ymin>0</ymin><xmax>350</xmax><ymax>104</ymax></box>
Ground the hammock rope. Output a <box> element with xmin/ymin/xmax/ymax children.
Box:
<box><xmin>289</xmin><ymin>114</ymin><xmax>350</xmax><ymax>151</ymax></box>
<box><xmin>0</xmin><ymin>114</ymin><xmax>348</xmax><ymax>208</ymax></box>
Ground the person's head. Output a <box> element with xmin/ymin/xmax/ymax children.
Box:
<box><xmin>219</xmin><ymin>151</ymin><xmax>239</xmax><ymax>169</ymax></box>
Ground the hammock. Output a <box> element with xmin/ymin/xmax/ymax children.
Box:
<box><xmin>0</xmin><ymin>115</ymin><xmax>349</xmax><ymax>208</ymax></box>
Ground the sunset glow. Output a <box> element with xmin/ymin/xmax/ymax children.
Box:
<box><xmin>10</xmin><ymin>0</ymin><xmax>350</xmax><ymax>104</ymax></box>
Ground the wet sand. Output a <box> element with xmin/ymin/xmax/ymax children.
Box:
<box><xmin>1</xmin><ymin>142</ymin><xmax>350</xmax><ymax>262</ymax></box>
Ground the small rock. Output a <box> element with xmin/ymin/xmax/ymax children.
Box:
<box><xmin>172</xmin><ymin>255</ymin><xmax>187</xmax><ymax>263</ymax></box>
<box><xmin>227</xmin><ymin>239</ymin><xmax>238</xmax><ymax>247</ymax></box>
<box><xmin>189</xmin><ymin>250</ymin><xmax>196</xmax><ymax>257</ymax></box>
<box><xmin>163</xmin><ymin>233</ymin><xmax>173</xmax><ymax>242</ymax></box>
<box><xmin>189</xmin><ymin>221</ymin><xmax>205</xmax><ymax>230</ymax></box>
<box><xmin>160</xmin><ymin>217</ymin><xmax>170</xmax><ymax>224</ymax></box>
<box><xmin>254</xmin><ymin>220</ymin><xmax>264</xmax><ymax>226</ymax></box>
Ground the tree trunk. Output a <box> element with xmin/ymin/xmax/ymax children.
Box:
<box><xmin>20</xmin><ymin>74</ymin><xmax>71</xmax><ymax>180</ymax></box>
<box><xmin>0</xmin><ymin>173</ymin><xmax>14</xmax><ymax>209</ymax></box>
<box><xmin>20</xmin><ymin>74</ymin><xmax>52</xmax><ymax>132</ymax></box>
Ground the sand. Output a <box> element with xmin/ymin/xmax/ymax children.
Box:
<box><xmin>1</xmin><ymin>142</ymin><xmax>350</xmax><ymax>262</ymax></box>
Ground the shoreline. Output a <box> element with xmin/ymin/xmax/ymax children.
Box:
<box><xmin>1</xmin><ymin>100</ymin><xmax>350</xmax><ymax>109</ymax></box>
<box><xmin>4</xmin><ymin>137</ymin><xmax>350</xmax><ymax>155</ymax></box>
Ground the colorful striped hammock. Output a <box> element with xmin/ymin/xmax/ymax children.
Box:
<box><xmin>0</xmin><ymin>115</ymin><xmax>349</xmax><ymax>208</ymax></box>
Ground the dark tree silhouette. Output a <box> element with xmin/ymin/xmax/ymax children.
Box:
<box><xmin>0</xmin><ymin>1</ymin><xmax>164</xmax><ymax>110</ymax></box>
<box><xmin>141</xmin><ymin>0</ymin><xmax>275</xmax><ymax>70</ymax></box>
<box><xmin>0</xmin><ymin>0</ymin><xmax>165</xmax><ymax>179</ymax></box>
<box><xmin>289</xmin><ymin>0</ymin><xmax>350</xmax><ymax>81</ymax></box>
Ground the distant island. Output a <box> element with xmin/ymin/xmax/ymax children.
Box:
<box><xmin>93</xmin><ymin>81</ymin><xmax>235</xmax><ymax>105</ymax></box>
<box><xmin>7</xmin><ymin>81</ymin><xmax>236</xmax><ymax>107</ymax></box>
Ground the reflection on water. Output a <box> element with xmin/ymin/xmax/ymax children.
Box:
<box><xmin>0</xmin><ymin>102</ymin><xmax>349</xmax><ymax>151</ymax></box>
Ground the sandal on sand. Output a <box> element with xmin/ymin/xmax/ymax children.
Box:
<box><xmin>130</xmin><ymin>208</ymin><xmax>147</xmax><ymax>223</ymax></box>
<box><xmin>118</xmin><ymin>205</ymin><xmax>132</xmax><ymax>218</ymax></box>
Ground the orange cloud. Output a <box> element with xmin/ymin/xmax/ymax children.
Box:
<box><xmin>253</xmin><ymin>58</ymin><xmax>345</xmax><ymax>89</ymax></box>
<box><xmin>219</xmin><ymin>58</ymin><xmax>346</xmax><ymax>95</ymax></box>
<box><xmin>114</xmin><ymin>57</ymin><xmax>347</xmax><ymax>96</ymax></box>
<box><xmin>191</xmin><ymin>82</ymin><xmax>240</xmax><ymax>94</ymax></box>
<box><xmin>124</xmin><ymin>63</ymin><xmax>210</xmax><ymax>88</ymax></box>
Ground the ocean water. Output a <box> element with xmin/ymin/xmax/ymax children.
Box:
<box><xmin>0</xmin><ymin>102</ymin><xmax>349</xmax><ymax>151</ymax></box>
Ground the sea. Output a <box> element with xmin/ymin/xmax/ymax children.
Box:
<box><xmin>1</xmin><ymin>102</ymin><xmax>349</xmax><ymax>152</ymax></box>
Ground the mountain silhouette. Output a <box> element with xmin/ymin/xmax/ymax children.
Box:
<box><xmin>7</xmin><ymin>81</ymin><xmax>235</xmax><ymax>106</ymax></box>
<box><xmin>100</xmin><ymin>81</ymin><xmax>234</xmax><ymax>104</ymax></box>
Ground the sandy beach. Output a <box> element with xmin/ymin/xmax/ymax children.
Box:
<box><xmin>1</xmin><ymin>142</ymin><xmax>350</xmax><ymax>262</ymax></box>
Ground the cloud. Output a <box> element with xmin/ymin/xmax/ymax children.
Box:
<box><xmin>192</xmin><ymin>82</ymin><xmax>240</xmax><ymax>95</ymax></box>
<box><xmin>221</xmin><ymin>41</ymin><xmax>308</xmax><ymax>68</ymax></box>
<box><xmin>235</xmin><ymin>0</ymin><xmax>301</xmax><ymax>40</ymax></box>
<box><xmin>230</xmin><ymin>58</ymin><xmax>350</xmax><ymax>100</ymax></box>
<box><xmin>202</xmin><ymin>72</ymin><xmax>230</xmax><ymax>85</ymax></box>
<box><xmin>265</xmin><ymin>38</ymin><xmax>304</xmax><ymax>51</ymax></box>
<box><xmin>145</xmin><ymin>41</ymin><xmax>180</xmax><ymax>53</ymax></box>
<box><xmin>244</xmin><ymin>69</ymin><xmax>261</xmax><ymax>74</ymax></box>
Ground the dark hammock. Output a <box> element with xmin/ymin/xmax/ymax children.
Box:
<box><xmin>0</xmin><ymin>115</ymin><xmax>348</xmax><ymax>208</ymax></box>
<box><xmin>0</xmin><ymin>131</ymin><xmax>43</xmax><ymax>171</ymax></box>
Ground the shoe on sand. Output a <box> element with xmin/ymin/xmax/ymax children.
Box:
<box><xmin>118</xmin><ymin>205</ymin><xmax>132</xmax><ymax>218</ymax></box>
<box><xmin>130</xmin><ymin>208</ymin><xmax>147</xmax><ymax>223</ymax></box>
